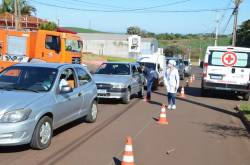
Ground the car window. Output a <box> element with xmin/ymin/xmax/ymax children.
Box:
<box><xmin>76</xmin><ymin>67</ymin><xmax>91</xmax><ymax>86</ymax></box>
<box><xmin>45</xmin><ymin>35</ymin><xmax>60</xmax><ymax>52</ymax></box>
<box><xmin>132</xmin><ymin>65</ymin><xmax>139</xmax><ymax>75</ymax></box>
<box><xmin>184</xmin><ymin>61</ymin><xmax>189</xmax><ymax>66</ymax></box>
<box><xmin>209</xmin><ymin>51</ymin><xmax>250</xmax><ymax>68</ymax></box>
<box><xmin>59</xmin><ymin>68</ymin><xmax>77</xmax><ymax>89</ymax></box>
<box><xmin>95</xmin><ymin>63</ymin><xmax>130</xmax><ymax>75</ymax></box>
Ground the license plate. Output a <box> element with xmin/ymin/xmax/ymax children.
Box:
<box><xmin>210</xmin><ymin>75</ymin><xmax>222</xmax><ymax>80</ymax></box>
<box><xmin>97</xmin><ymin>89</ymin><xmax>107</xmax><ymax>94</ymax></box>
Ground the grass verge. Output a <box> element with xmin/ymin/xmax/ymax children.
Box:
<box><xmin>82</xmin><ymin>53</ymin><xmax>136</xmax><ymax>63</ymax></box>
<box><xmin>239</xmin><ymin>103</ymin><xmax>250</xmax><ymax>120</ymax></box>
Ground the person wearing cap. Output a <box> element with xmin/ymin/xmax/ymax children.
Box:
<box><xmin>164</xmin><ymin>60</ymin><xmax>180</xmax><ymax>110</ymax></box>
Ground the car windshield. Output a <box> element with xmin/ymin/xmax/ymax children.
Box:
<box><xmin>0</xmin><ymin>66</ymin><xmax>58</xmax><ymax>92</ymax></box>
<box><xmin>139</xmin><ymin>62</ymin><xmax>156</xmax><ymax>70</ymax></box>
<box><xmin>95</xmin><ymin>63</ymin><xmax>130</xmax><ymax>75</ymax></box>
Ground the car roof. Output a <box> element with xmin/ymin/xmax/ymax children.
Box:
<box><xmin>13</xmin><ymin>63</ymin><xmax>84</xmax><ymax>69</ymax></box>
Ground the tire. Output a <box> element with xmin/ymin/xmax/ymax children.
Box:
<box><xmin>30</xmin><ymin>116</ymin><xmax>53</xmax><ymax>150</ymax></box>
<box><xmin>138</xmin><ymin>85</ymin><xmax>144</xmax><ymax>98</ymax></box>
<box><xmin>122</xmin><ymin>89</ymin><xmax>131</xmax><ymax>104</ymax></box>
<box><xmin>85</xmin><ymin>101</ymin><xmax>98</xmax><ymax>123</ymax></box>
<box><xmin>243</xmin><ymin>93</ymin><xmax>249</xmax><ymax>101</ymax></box>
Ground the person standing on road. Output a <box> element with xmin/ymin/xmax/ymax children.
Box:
<box><xmin>164</xmin><ymin>60</ymin><xmax>179</xmax><ymax>110</ymax></box>
<box><xmin>142</xmin><ymin>64</ymin><xmax>158</xmax><ymax>101</ymax></box>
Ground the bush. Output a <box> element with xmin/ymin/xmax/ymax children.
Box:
<box><xmin>39</xmin><ymin>22</ymin><xmax>57</xmax><ymax>31</ymax></box>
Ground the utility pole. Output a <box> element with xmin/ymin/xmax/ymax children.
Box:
<box><xmin>232</xmin><ymin>0</ymin><xmax>242</xmax><ymax>46</ymax></box>
<box><xmin>214</xmin><ymin>12</ymin><xmax>219</xmax><ymax>46</ymax></box>
<box><xmin>14</xmin><ymin>0</ymin><xmax>20</xmax><ymax>30</ymax></box>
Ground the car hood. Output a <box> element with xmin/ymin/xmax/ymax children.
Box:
<box><xmin>0</xmin><ymin>90</ymin><xmax>46</xmax><ymax>113</ymax></box>
<box><xmin>93</xmin><ymin>74</ymin><xmax>131</xmax><ymax>84</ymax></box>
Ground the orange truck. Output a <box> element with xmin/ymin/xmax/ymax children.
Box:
<box><xmin>0</xmin><ymin>29</ymin><xmax>83</xmax><ymax>71</ymax></box>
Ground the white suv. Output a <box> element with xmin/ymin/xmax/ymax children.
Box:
<box><xmin>201</xmin><ymin>46</ymin><xmax>250</xmax><ymax>101</ymax></box>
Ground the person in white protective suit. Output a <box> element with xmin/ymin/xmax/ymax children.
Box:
<box><xmin>164</xmin><ymin>60</ymin><xmax>180</xmax><ymax>110</ymax></box>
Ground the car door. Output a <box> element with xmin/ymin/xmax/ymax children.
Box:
<box><xmin>131</xmin><ymin>64</ymin><xmax>140</xmax><ymax>93</ymax></box>
<box><xmin>75</xmin><ymin>67</ymin><xmax>95</xmax><ymax>116</ymax></box>
<box><xmin>53</xmin><ymin>68</ymin><xmax>83</xmax><ymax>127</ymax></box>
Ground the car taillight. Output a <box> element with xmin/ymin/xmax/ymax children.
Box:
<box><xmin>203</xmin><ymin>63</ymin><xmax>208</xmax><ymax>78</ymax></box>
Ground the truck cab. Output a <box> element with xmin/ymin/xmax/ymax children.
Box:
<box><xmin>0</xmin><ymin>29</ymin><xmax>83</xmax><ymax>71</ymax></box>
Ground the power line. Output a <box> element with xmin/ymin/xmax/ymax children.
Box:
<box><xmin>30</xmin><ymin>0</ymin><xmax>233</xmax><ymax>13</ymax></box>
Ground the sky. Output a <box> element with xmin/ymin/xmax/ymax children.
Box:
<box><xmin>28</xmin><ymin>0</ymin><xmax>250</xmax><ymax>34</ymax></box>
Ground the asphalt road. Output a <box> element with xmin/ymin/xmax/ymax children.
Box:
<box><xmin>0</xmin><ymin>66</ymin><xmax>249</xmax><ymax>165</ymax></box>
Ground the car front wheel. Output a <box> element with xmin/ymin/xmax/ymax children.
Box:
<box><xmin>30</xmin><ymin>116</ymin><xmax>53</xmax><ymax>150</ymax></box>
<box><xmin>85</xmin><ymin>101</ymin><xmax>98</xmax><ymax>123</ymax></box>
<box><xmin>138</xmin><ymin>85</ymin><xmax>144</xmax><ymax>98</ymax></box>
<box><xmin>122</xmin><ymin>89</ymin><xmax>131</xmax><ymax>104</ymax></box>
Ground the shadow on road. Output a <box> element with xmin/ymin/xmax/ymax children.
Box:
<box><xmin>0</xmin><ymin>145</ymin><xmax>30</xmax><ymax>153</ymax></box>
<box><xmin>185</xmin><ymin>86</ymin><xmax>240</xmax><ymax>101</ymax></box>
<box><xmin>200</xmin><ymin>122</ymin><xmax>250</xmax><ymax>139</ymax></box>
<box><xmin>148</xmin><ymin>100</ymin><xmax>163</xmax><ymax>107</ymax></box>
<box><xmin>113</xmin><ymin>157</ymin><xmax>121</xmax><ymax>165</ymax></box>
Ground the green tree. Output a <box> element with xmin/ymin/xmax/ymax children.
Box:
<box><xmin>127</xmin><ymin>26</ymin><xmax>141</xmax><ymax>35</ymax></box>
<box><xmin>236</xmin><ymin>19</ymin><xmax>250</xmax><ymax>47</ymax></box>
<box><xmin>0</xmin><ymin>0</ymin><xmax>36</xmax><ymax>15</ymax></box>
<box><xmin>39</xmin><ymin>22</ymin><xmax>57</xmax><ymax>31</ymax></box>
<box><xmin>164</xmin><ymin>45</ymin><xmax>183</xmax><ymax>56</ymax></box>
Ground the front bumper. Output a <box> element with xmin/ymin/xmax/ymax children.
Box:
<box><xmin>203</xmin><ymin>81</ymin><xmax>250</xmax><ymax>92</ymax></box>
<box><xmin>0</xmin><ymin>119</ymin><xmax>36</xmax><ymax>146</ymax></box>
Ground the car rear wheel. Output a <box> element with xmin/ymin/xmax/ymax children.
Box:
<box><xmin>30</xmin><ymin>116</ymin><xmax>52</xmax><ymax>150</ymax></box>
<box><xmin>122</xmin><ymin>89</ymin><xmax>131</xmax><ymax>104</ymax></box>
<box><xmin>243</xmin><ymin>92</ymin><xmax>249</xmax><ymax>101</ymax></box>
<box><xmin>85</xmin><ymin>101</ymin><xmax>98</xmax><ymax>123</ymax></box>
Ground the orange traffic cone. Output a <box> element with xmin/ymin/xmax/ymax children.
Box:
<box><xmin>158</xmin><ymin>104</ymin><xmax>168</xmax><ymax>125</ymax></box>
<box><xmin>180</xmin><ymin>86</ymin><xmax>185</xmax><ymax>98</ymax></box>
<box><xmin>121</xmin><ymin>136</ymin><xmax>135</xmax><ymax>165</ymax></box>
<box><xmin>192</xmin><ymin>74</ymin><xmax>195</xmax><ymax>81</ymax></box>
<box><xmin>190</xmin><ymin>76</ymin><xmax>193</xmax><ymax>83</ymax></box>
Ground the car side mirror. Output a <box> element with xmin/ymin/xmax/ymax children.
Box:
<box><xmin>60</xmin><ymin>85</ymin><xmax>73</xmax><ymax>94</ymax></box>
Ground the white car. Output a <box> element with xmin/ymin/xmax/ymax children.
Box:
<box><xmin>201</xmin><ymin>46</ymin><xmax>250</xmax><ymax>101</ymax></box>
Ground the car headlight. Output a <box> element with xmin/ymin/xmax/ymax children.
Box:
<box><xmin>112</xmin><ymin>83</ymin><xmax>126</xmax><ymax>88</ymax></box>
<box><xmin>0</xmin><ymin>109</ymin><xmax>32</xmax><ymax>123</ymax></box>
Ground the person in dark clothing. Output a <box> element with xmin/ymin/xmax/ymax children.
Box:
<box><xmin>142</xmin><ymin>64</ymin><xmax>158</xmax><ymax>101</ymax></box>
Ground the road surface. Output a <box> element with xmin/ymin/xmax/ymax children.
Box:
<box><xmin>0</xmin><ymin>67</ymin><xmax>249</xmax><ymax>165</ymax></box>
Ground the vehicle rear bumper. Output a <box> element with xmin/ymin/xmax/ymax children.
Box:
<box><xmin>203</xmin><ymin>81</ymin><xmax>250</xmax><ymax>92</ymax></box>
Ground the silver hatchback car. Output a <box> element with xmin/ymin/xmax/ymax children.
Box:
<box><xmin>0</xmin><ymin>63</ymin><xmax>98</xmax><ymax>149</ymax></box>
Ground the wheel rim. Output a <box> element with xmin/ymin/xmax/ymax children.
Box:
<box><xmin>39</xmin><ymin>122</ymin><xmax>52</xmax><ymax>145</ymax></box>
<box><xmin>127</xmin><ymin>91</ymin><xmax>131</xmax><ymax>101</ymax></box>
<box><xmin>91</xmin><ymin>102</ymin><xmax>98</xmax><ymax>120</ymax></box>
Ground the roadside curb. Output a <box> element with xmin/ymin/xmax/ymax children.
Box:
<box><xmin>235</xmin><ymin>105</ymin><xmax>250</xmax><ymax>132</ymax></box>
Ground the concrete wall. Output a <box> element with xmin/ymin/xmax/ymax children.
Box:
<box><xmin>79</xmin><ymin>33</ymin><xmax>158</xmax><ymax>58</ymax></box>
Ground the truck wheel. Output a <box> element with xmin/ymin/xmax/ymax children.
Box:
<box><xmin>138</xmin><ymin>85</ymin><xmax>144</xmax><ymax>98</ymax></box>
<box><xmin>85</xmin><ymin>101</ymin><xmax>98</xmax><ymax>123</ymax></box>
<box><xmin>30</xmin><ymin>116</ymin><xmax>53</xmax><ymax>150</ymax></box>
<box><xmin>243</xmin><ymin>93</ymin><xmax>249</xmax><ymax>101</ymax></box>
<box><xmin>122</xmin><ymin>89</ymin><xmax>131</xmax><ymax>104</ymax></box>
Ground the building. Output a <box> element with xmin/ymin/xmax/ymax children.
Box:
<box><xmin>0</xmin><ymin>12</ymin><xmax>47</xmax><ymax>30</ymax></box>
<box><xmin>78</xmin><ymin>33</ymin><xmax>159</xmax><ymax>58</ymax></box>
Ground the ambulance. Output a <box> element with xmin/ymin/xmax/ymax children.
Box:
<box><xmin>201</xmin><ymin>46</ymin><xmax>250</xmax><ymax>101</ymax></box>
